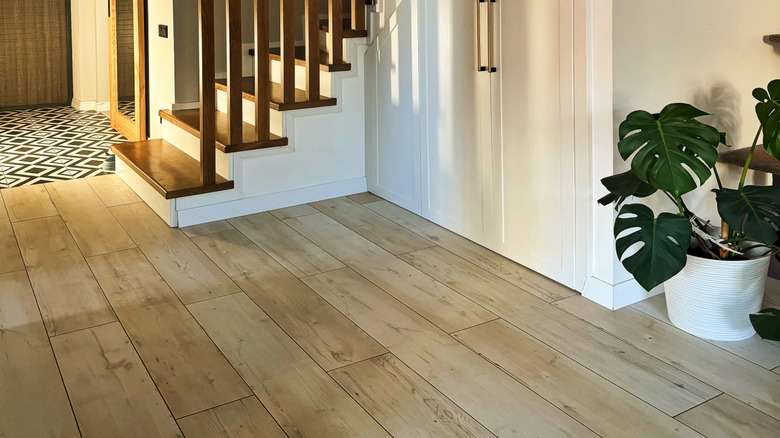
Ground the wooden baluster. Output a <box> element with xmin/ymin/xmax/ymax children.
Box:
<box><xmin>280</xmin><ymin>0</ymin><xmax>295</xmax><ymax>103</ymax></box>
<box><xmin>351</xmin><ymin>0</ymin><xmax>365</xmax><ymax>32</ymax></box>
<box><xmin>226</xmin><ymin>0</ymin><xmax>242</xmax><ymax>145</ymax></box>
<box><xmin>254</xmin><ymin>0</ymin><xmax>270</xmax><ymax>141</ymax></box>
<box><xmin>328</xmin><ymin>0</ymin><xmax>343</xmax><ymax>65</ymax></box>
<box><xmin>305</xmin><ymin>0</ymin><xmax>320</xmax><ymax>100</ymax></box>
<box><xmin>198</xmin><ymin>0</ymin><xmax>216</xmax><ymax>185</ymax></box>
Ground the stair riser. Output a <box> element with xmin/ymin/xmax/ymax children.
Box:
<box><xmin>262</xmin><ymin>59</ymin><xmax>333</xmax><ymax>96</ymax></box>
<box><xmin>215</xmin><ymin>89</ymin><xmax>284</xmax><ymax>135</ymax></box>
<box><xmin>161</xmin><ymin>121</ymin><xmax>232</xmax><ymax>178</ymax></box>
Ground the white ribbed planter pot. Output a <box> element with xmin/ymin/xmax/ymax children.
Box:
<box><xmin>664</xmin><ymin>254</ymin><xmax>770</xmax><ymax>341</ymax></box>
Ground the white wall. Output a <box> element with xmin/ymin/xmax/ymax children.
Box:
<box><xmin>588</xmin><ymin>0</ymin><xmax>780</xmax><ymax>307</ymax></box>
<box><xmin>70</xmin><ymin>0</ymin><xmax>110</xmax><ymax>110</ymax></box>
<box><xmin>147</xmin><ymin>1</ymin><xmax>177</xmax><ymax>138</ymax></box>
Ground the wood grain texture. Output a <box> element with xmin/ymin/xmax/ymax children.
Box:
<box><xmin>366</xmin><ymin>200</ymin><xmax>576</xmax><ymax>302</ymax></box>
<box><xmin>304</xmin><ymin>0</ymin><xmax>320</xmax><ymax>100</ymax></box>
<box><xmin>215</xmin><ymin>77</ymin><xmax>337</xmax><ymax>111</ymax></box>
<box><xmin>676</xmin><ymin>394</ymin><xmax>780</xmax><ymax>438</ymax></box>
<box><xmin>198</xmin><ymin>0</ymin><xmax>217</xmax><ymax>185</ymax></box>
<box><xmin>229</xmin><ymin>212</ymin><xmax>344</xmax><ymax>277</ymax></box>
<box><xmin>270</xmin><ymin>203</ymin><xmax>319</xmax><ymax>220</ymax></box>
<box><xmin>51</xmin><ymin>323</ymin><xmax>184</xmax><ymax>438</ymax></box>
<box><xmin>192</xmin><ymin>230</ymin><xmax>386</xmax><ymax>370</ymax></box>
<box><xmin>46</xmin><ymin>179</ymin><xmax>136</xmax><ymax>257</ymax></box>
<box><xmin>110</xmin><ymin>202</ymin><xmax>240</xmax><ymax>303</ymax></box>
<box><xmin>0</xmin><ymin>270</ymin><xmax>80</xmax><ymax>438</ymax></box>
<box><xmin>347</xmin><ymin>192</ymin><xmax>382</xmax><ymax>204</ymax></box>
<box><xmin>188</xmin><ymin>293</ymin><xmax>391</xmax><ymax>438</ymax></box>
<box><xmin>177</xmin><ymin>397</ymin><xmax>286</xmax><ymax>438</ymax></box>
<box><xmin>1</xmin><ymin>185</ymin><xmax>58</xmax><ymax>222</ymax></box>
<box><xmin>399</xmin><ymin>246</ymin><xmax>719</xmax><ymax>416</ymax></box>
<box><xmin>0</xmin><ymin>0</ymin><xmax>69</xmax><ymax>107</ymax></box>
<box><xmin>0</xmin><ymin>194</ymin><xmax>24</xmax><ymax>274</ymax></box>
<box><xmin>87</xmin><ymin>249</ymin><xmax>252</xmax><ymax>418</ymax></box>
<box><xmin>226</xmin><ymin>0</ymin><xmax>243</xmax><ymax>145</ymax></box>
<box><xmin>280</xmin><ymin>0</ymin><xmax>296</xmax><ymax>103</ymax></box>
<box><xmin>86</xmin><ymin>174</ymin><xmax>142</xmax><ymax>207</ymax></box>
<box><xmin>632</xmin><ymin>294</ymin><xmax>780</xmax><ymax>369</ymax></box>
<box><xmin>556</xmin><ymin>295</ymin><xmax>780</xmax><ymax>420</ymax></box>
<box><xmin>303</xmin><ymin>268</ymin><xmax>597</xmax><ymax>437</ymax></box>
<box><xmin>181</xmin><ymin>220</ymin><xmax>235</xmax><ymax>237</ymax></box>
<box><xmin>312</xmin><ymin>197</ymin><xmax>434</xmax><ymax>254</ymax></box>
<box><xmin>253</xmin><ymin>0</ymin><xmax>271</xmax><ymax>141</ymax></box>
<box><xmin>14</xmin><ymin>216</ymin><xmax>116</xmax><ymax>336</ymax></box>
<box><xmin>286</xmin><ymin>213</ymin><xmax>495</xmax><ymax>333</ymax></box>
<box><xmin>331</xmin><ymin>354</ymin><xmax>494</xmax><ymax>438</ymax></box>
<box><xmin>328</xmin><ymin>0</ymin><xmax>344</xmax><ymax>64</ymax></box>
<box><xmin>454</xmin><ymin>320</ymin><xmax>699</xmax><ymax>437</ymax></box>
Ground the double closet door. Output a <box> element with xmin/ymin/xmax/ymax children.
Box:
<box><xmin>367</xmin><ymin>0</ymin><xmax>581</xmax><ymax>289</ymax></box>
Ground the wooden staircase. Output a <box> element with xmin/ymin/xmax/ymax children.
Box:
<box><xmin>111</xmin><ymin>0</ymin><xmax>369</xmax><ymax>226</ymax></box>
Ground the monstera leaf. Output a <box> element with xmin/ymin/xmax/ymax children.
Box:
<box><xmin>614</xmin><ymin>204</ymin><xmax>692</xmax><ymax>291</ymax></box>
<box><xmin>754</xmin><ymin>80</ymin><xmax>780</xmax><ymax>159</ymax></box>
<box><xmin>750</xmin><ymin>308</ymin><xmax>780</xmax><ymax>341</ymax></box>
<box><xmin>598</xmin><ymin>170</ymin><xmax>658</xmax><ymax>207</ymax></box>
<box><xmin>716</xmin><ymin>186</ymin><xmax>780</xmax><ymax>246</ymax></box>
<box><xmin>618</xmin><ymin>103</ymin><xmax>722</xmax><ymax>198</ymax></box>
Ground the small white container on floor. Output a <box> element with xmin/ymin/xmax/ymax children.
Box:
<box><xmin>664</xmin><ymin>254</ymin><xmax>770</xmax><ymax>341</ymax></box>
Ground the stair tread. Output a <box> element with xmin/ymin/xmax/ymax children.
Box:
<box><xmin>320</xmin><ymin>18</ymin><xmax>367</xmax><ymax>38</ymax></box>
<box><xmin>111</xmin><ymin>139</ymin><xmax>234</xmax><ymax>200</ymax></box>
<box><xmin>215</xmin><ymin>78</ymin><xmax>338</xmax><ymax>111</ymax></box>
<box><xmin>252</xmin><ymin>47</ymin><xmax>351</xmax><ymax>72</ymax></box>
<box><xmin>160</xmin><ymin>109</ymin><xmax>288</xmax><ymax>153</ymax></box>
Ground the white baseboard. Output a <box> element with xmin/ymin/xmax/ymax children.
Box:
<box><xmin>176</xmin><ymin>177</ymin><xmax>367</xmax><ymax>227</ymax></box>
<box><xmin>72</xmin><ymin>98</ymin><xmax>110</xmax><ymax>112</ymax></box>
<box><xmin>582</xmin><ymin>275</ymin><xmax>664</xmax><ymax>310</ymax></box>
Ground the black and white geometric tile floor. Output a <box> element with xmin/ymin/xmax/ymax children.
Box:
<box><xmin>0</xmin><ymin>105</ymin><xmax>125</xmax><ymax>188</ymax></box>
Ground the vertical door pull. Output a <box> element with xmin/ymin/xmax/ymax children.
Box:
<box><xmin>487</xmin><ymin>0</ymin><xmax>497</xmax><ymax>72</ymax></box>
<box><xmin>477</xmin><ymin>0</ymin><xmax>488</xmax><ymax>72</ymax></box>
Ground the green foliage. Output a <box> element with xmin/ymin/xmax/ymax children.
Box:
<box><xmin>598</xmin><ymin>170</ymin><xmax>657</xmax><ymax>207</ymax></box>
<box><xmin>716</xmin><ymin>186</ymin><xmax>780</xmax><ymax>246</ymax></box>
<box><xmin>749</xmin><ymin>308</ymin><xmax>780</xmax><ymax>341</ymax></box>
<box><xmin>617</xmin><ymin>103</ymin><xmax>722</xmax><ymax>198</ymax></box>
<box><xmin>754</xmin><ymin>80</ymin><xmax>780</xmax><ymax>159</ymax></box>
<box><xmin>614</xmin><ymin>204</ymin><xmax>692</xmax><ymax>291</ymax></box>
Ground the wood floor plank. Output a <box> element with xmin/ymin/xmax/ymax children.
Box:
<box><xmin>632</xmin><ymin>294</ymin><xmax>780</xmax><ymax>369</ymax></box>
<box><xmin>270</xmin><ymin>203</ymin><xmax>319</xmax><ymax>220</ymax></box>
<box><xmin>366</xmin><ymin>200</ymin><xmax>576</xmax><ymax>302</ymax></box>
<box><xmin>14</xmin><ymin>216</ymin><xmax>117</xmax><ymax>336</ymax></box>
<box><xmin>181</xmin><ymin>220</ymin><xmax>235</xmax><ymax>238</ymax></box>
<box><xmin>347</xmin><ymin>192</ymin><xmax>383</xmax><ymax>204</ymax></box>
<box><xmin>453</xmin><ymin>319</ymin><xmax>699</xmax><ymax>437</ymax></box>
<box><xmin>556</xmin><ymin>295</ymin><xmax>780</xmax><ymax>420</ymax></box>
<box><xmin>188</xmin><ymin>293</ymin><xmax>391</xmax><ymax>438</ymax></box>
<box><xmin>399</xmin><ymin>246</ymin><xmax>719</xmax><ymax>416</ymax></box>
<box><xmin>229</xmin><ymin>212</ymin><xmax>344</xmax><ymax>277</ymax></box>
<box><xmin>177</xmin><ymin>397</ymin><xmax>286</xmax><ymax>438</ymax></box>
<box><xmin>675</xmin><ymin>394</ymin><xmax>780</xmax><ymax>438</ymax></box>
<box><xmin>0</xmin><ymin>194</ymin><xmax>24</xmax><ymax>274</ymax></box>
<box><xmin>192</xmin><ymin>230</ymin><xmax>387</xmax><ymax>371</ymax></box>
<box><xmin>1</xmin><ymin>184</ymin><xmax>58</xmax><ymax>222</ymax></box>
<box><xmin>87</xmin><ymin>249</ymin><xmax>252</xmax><ymax>418</ymax></box>
<box><xmin>303</xmin><ymin>268</ymin><xmax>598</xmax><ymax>438</ymax></box>
<box><xmin>110</xmin><ymin>203</ymin><xmax>240</xmax><ymax>303</ymax></box>
<box><xmin>51</xmin><ymin>322</ymin><xmax>184</xmax><ymax>438</ymax></box>
<box><xmin>46</xmin><ymin>179</ymin><xmax>136</xmax><ymax>257</ymax></box>
<box><xmin>331</xmin><ymin>353</ymin><xmax>494</xmax><ymax>438</ymax></box>
<box><xmin>285</xmin><ymin>213</ymin><xmax>495</xmax><ymax>333</ymax></box>
<box><xmin>85</xmin><ymin>174</ymin><xmax>142</xmax><ymax>207</ymax></box>
<box><xmin>312</xmin><ymin>197</ymin><xmax>434</xmax><ymax>254</ymax></box>
<box><xmin>0</xmin><ymin>270</ymin><xmax>80</xmax><ymax>438</ymax></box>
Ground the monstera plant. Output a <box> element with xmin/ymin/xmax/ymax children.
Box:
<box><xmin>599</xmin><ymin>79</ymin><xmax>780</xmax><ymax>341</ymax></box>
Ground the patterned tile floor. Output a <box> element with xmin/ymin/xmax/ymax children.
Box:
<box><xmin>0</xmin><ymin>105</ymin><xmax>125</xmax><ymax>188</ymax></box>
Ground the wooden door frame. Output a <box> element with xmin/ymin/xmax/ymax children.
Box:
<box><xmin>109</xmin><ymin>0</ymin><xmax>146</xmax><ymax>141</ymax></box>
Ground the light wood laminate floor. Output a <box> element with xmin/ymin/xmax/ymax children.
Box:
<box><xmin>1</xmin><ymin>175</ymin><xmax>779</xmax><ymax>438</ymax></box>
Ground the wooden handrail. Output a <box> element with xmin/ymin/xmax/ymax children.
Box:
<box><xmin>254</xmin><ymin>0</ymin><xmax>270</xmax><ymax>141</ymax></box>
<box><xmin>198</xmin><ymin>0</ymin><xmax>216</xmax><ymax>185</ymax></box>
<box><xmin>351</xmin><ymin>0</ymin><xmax>365</xmax><ymax>32</ymax></box>
<box><xmin>280</xmin><ymin>0</ymin><xmax>295</xmax><ymax>103</ymax></box>
<box><xmin>226</xmin><ymin>0</ymin><xmax>243</xmax><ymax>145</ymax></box>
<box><xmin>328</xmin><ymin>0</ymin><xmax>343</xmax><ymax>65</ymax></box>
<box><xmin>305</xmin><ymin>0</ymin><xmax>320</xmax><ymax>100</ymax></box>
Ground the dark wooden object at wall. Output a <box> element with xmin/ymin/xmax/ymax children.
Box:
<box><xmin>352</xmin><ymin>0</ymin><xmax>366</xmax><ymax>32</ymax></box>
<box><xmin>280</xmin><ymin>0</ymin><xmax>296</xmax><ymax>103</ymax></box>
<box><xmin>305</xmin><ymin>0</ymin><xmax>321</xmax><ymax>101</ymax></box>
<box><xmin>254</xmin><ymin>0</ymin><xmax>271</xmax><ymax>141</ymax></box>
<box><xmin>198</xmin><ymin>0</ymin><xmax>217</xmax><ymax>186</ymax></box>
<box><xmin>226</xmin><ymin>0</ymin><xmax>243</xmax><ymax>145</ymax></box>
<box><xmin>328</xmin><ymin>0</ymin><xmax>344</xmax><ymax>65</ymax></box>
<box><xmin>0</xmin><ymin>0</ymin><xmax>70</xmax><ymax>107</ymax></box>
